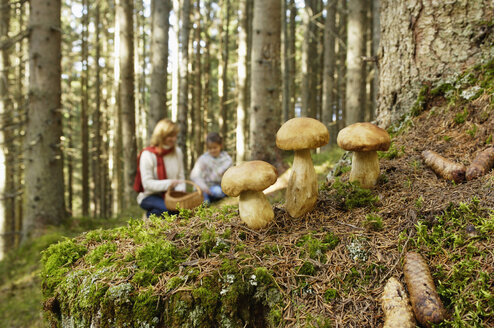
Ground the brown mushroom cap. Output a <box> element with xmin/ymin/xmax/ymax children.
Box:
<box><xmin>337</xmin><ymin>122</ymin><xmax>391</xmax><ymax>152</ymax></box>
<box><xmin>276</xmin><ymin>117</ymin><xmax>329</xmax><ymax>150</ymax></box>
<box><xmin>221</xmin><ymin>160</ymin><xmax>278</xmax><ymax>197</ymax></box>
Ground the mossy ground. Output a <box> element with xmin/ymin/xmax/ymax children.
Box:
<box><xmin>2</xmin><ymin>59</ymin><xmax>494</xmax><ymax>327</ymax></box>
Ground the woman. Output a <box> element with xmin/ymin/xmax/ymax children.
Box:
<box><xmin>134</xmin><ymin>119</ymin><xmax>185</xmax><ymax>217</ymax></box>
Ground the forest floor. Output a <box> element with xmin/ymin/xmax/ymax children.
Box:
<box><xmin>2</xmin><ymin>62</ymin><xmax>494</xmax><ymax>327</ymax></box>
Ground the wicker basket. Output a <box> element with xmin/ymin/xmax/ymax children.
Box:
<box><xmin>165</xmin><ymin>180</ymin><xmax>203</xmax><ymax>210</ymax></box>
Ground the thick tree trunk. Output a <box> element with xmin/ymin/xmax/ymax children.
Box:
<box><xmin>249</xmin><ymin>0</ymin><xmax>282</xmax><ymax>168</ymax></box>
<box><xmin>117</xmin><ymin>0</ymin><xmax>137</xmax><ymax>207</ymax></box>
<box><xmin>322</xmin><ymin>0</ymin><xmax>337</xmax><ymax>145</ymax></box>
<box><xmin>149</xmin><ymin>0</ymin><xmax>170</xmax><ymax>137</ymax></box>
<box><xmin>236</xmin><ymin>0</ymin><xmax>248</xmax><ymax>163</ymax></box>
<box><xmin>377</xmin><ymin>0</ymin><xmax>494</xmax><ymax>127</ymax></box>
<box><xmin>345</xmin><ymin>0</ymin><xmax>365</xmax><ymax>126</ymax></box>
<box><xmin>24</xmin><ymin>0</ymin><xmax>66</xmax><ymax>237</ymax></box>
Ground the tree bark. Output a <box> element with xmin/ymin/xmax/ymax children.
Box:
<box><xmin>0</xmin><ymin>0</ymin><xmax>15</xmax><ymax>259</ymax></box>
<box><xmin>117</xmin><ymin>0</ymin><xmax>137</xmax><ymax>207</ymax></box>
<box><xmin>345</xmin><ymin>0</ymin><xmax>365</xmax><ymax>126</ymax></box>
<box><xmin>218</xmin><ymin>0</ymin><xmax>230</xmax><ymax>141</ymax></box>
<box><xmin>377</xmin><ymin>0</ymin><xmax>493</xmax><ymax>127</ymax></box>
<box><xmin>322</xmin><ymin>0</ymin><xmax>337</xmax><ymax>145</ymax></box>
<box><xmin>337</xmin><ymin>0</ymin><xmax>347</xmax><ymax>131</ymax></box>
<box><xmin>24</xmin><ymin>0</ymin><xmax>66</xmax><ymax>237</ymax></box>
<box><xmin>300</xmin><ymin>0</ymin><xmax>318</xmax><ymax>118</ymax></box>
<box><xmin>81</xmin><ymin>0</ymin><xmax>89</xmax><ymax>216</ymax></box>
<box><xmin>149</xmin><ymin>0</ymin><xmax>170</xmax><ymax>137</ymax></box>
<box><xmin>177</xmin><ymin>0</ymin><xmax>190</xmax><ymax>171</ymax></box>
<box><xmin>249</xmin><ymin>0</ymin><xmax>282</xmax><ymax>168</ymax></box>
<box><xmin>236</xmin><ymin>0</ymin><xmax>248</xmax><ymax>163</ymax></box>
<box><xmin>192</xmin><ymin>0</ymin><xmax>202</xmax><ymax>163</ymax></box>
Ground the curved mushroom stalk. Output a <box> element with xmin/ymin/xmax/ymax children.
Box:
<box><xmin>350</xmin><ymin>151</ymin><xmax>379</xmax><ymax>189</ymax></box>
<box><xmin>285</xmin><ymin>149</ymin><xmax>318</xmax><ymax>218</ymax></box>
<box><xmin>238</xmin><ymin>190</ymin><xmax>274</xmax><ymax>229</ymax></box>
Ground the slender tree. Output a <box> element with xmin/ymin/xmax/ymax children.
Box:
<box><xmin>192</xmin><ymin>0</ymin><xmax>203</xmax><ymax>163</ymax></box>
<box><xmin>345</xmin><ymin>0</ymin><xmax>364</xmax><ymax>125</ymax></box>
<box><xmin>371</xmin><ymin>0</ymin><xmax>380</xmax><ymax>119</ymax></box>
<box><xmin>177</xmin><ymin>0</ymin><xmax>191</xmax><ymax>170</ymax></box>
<box><xmin>288</xmin><ymin>0</ymin><xmax>296</xmax><ymax>120</ymax></box>
<box><xmin>24</xmin><ymin>0</ymin><xmax>66</xmax><ymax>237</ymax></box>
<box><xmin>300</xmin><ymin>0</ymin><xmax>318</xmax><ymax>118</ymax></box>
<box><xmin>81</xmin><ymin>0</ymin><xmax>90</xmax><ymax>216</ymax></box>
<box><xmin>337</xmin><ymin>0</ymin><xmax>347</xmax><ymax>130</ymax></box>
<box><xmin>249</xmin><ymin>0</ymin><xmax>282</xmax><ymax>168</ymax></box>
<box><xmin>149</xmin><ymin>0</ymin><xmax>170</xmax><ymax>137</ymax></box>
<box><xmin>236</xmin><ymin>0</ymin><xmax>248</xmax><ymax>163</ymax></box>
<box><xmin>218</xmin><ymin>0</ymin><xmax>230</xmax><ymax>140</ymax></box>
<box><xmin>322</xmin><ymin>0</ymin><xmax>337</xmax><ymax>144</ymax></box>
<box><xmin>0</xmin><ymin>0</ymin><xmax>14</xmax><ymax>258</ymax></box>
<box><xmin>116</xmin><ymin>0</ymin><xmax>137</xmax><ymax>206</ymax></box>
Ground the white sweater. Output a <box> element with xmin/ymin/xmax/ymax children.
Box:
<box><xmin>136</xmin><ymin>147</ymin><xmax>186</xmax><ymax>205</ymax></box>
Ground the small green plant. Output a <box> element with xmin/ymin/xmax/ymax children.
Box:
<box><xmin>415</xmin><ymin>196</ymin><xmax>424</xmax><ymax>209</ymax></box>
<box><xmin>330</xmin><ymin>179</ymin><xmax>379</xmax><ymax>210</ymax></box>
<box><xmin>443</xmin><ymin>135</ymin><xmax>452</xmax><ymax>142</ymax></box>
<box><xmin>323</xmin><ymin>288</ymin><xmax>338</xmax><ymax>302</ymax></box>
<box><xmin>363</xmin><ymin>213</ymin><xmax>383</xmax><ymax>231</ymax></box>
<box><xmin>466</xmin><ymin>124</ymin><xmax>478</xmax><ymax>137</ymax></box>
<box><xmin>411</xmin><ymin>85</ymin><xmax>430</xmax><ymax>116</ymax></box>
<box><xmin>454</xmin><ymin>107</ymin><xmax>469</xmax><ymax>124</ymax></box>
<box><xmin>486</xmin><ymin>134</ymin><xmax>492</xmax><ymax>144</ymax></box>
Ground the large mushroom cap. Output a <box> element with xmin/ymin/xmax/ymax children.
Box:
<box><xmin>276</xmin><ymin>117</ymin><xmax>329</xmax><ymax>150</ymax></box>
<box><xmin>337</xmin><ymin>122</ymin><xmax>391</xmax><ymax>152</ymax></box>
<box><xmin>221</xmin><ymin>160</ymin><xmax>278</xmax><ymax>197</ymax></box>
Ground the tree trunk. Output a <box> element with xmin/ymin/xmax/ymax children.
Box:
<box><xmin>177</xmin><ymin>0</ymin><xmax>190</xmax><ymax>171</ymax></box>
<box><xmin>288</xmin><ymin>0</ymin><xmax>296</xmax><ymax>120</ymax></box>
<box><xmin>377</xmin><ymin>0</ymin><xmax>494</xmax><ymax>127</ymax></box>
<box><xmin>171</xmin><ymin>0</ymin><xmax>181</xmax><ymax>121</ymax></box>
<box><xmin>0</xmin><ymin>0</ymin><xmax>15</xmax><ymax>259</ymax></box>
<box><xmin>81</xmin><ymin>0</ymin><xmax>89</xmax><ymax>217</ymax></box>
<box><xmin>192</xmin><ymin>0</ymin><xmax>202</xmax><ymax>163</ymax></box>
<box><xmin>236</xmin><ymin>0</ymin><xmax>248</xmax><ymax>163</ymax></box>
<box><xmin>149</xmin><ymin>0</ymin><xmax>170</xmax><ymax>137</ymax></box>
<box><xmin>117</xmin><ymin>0</ymin><xmax>137</xmax><ymax>207</ymax></box>
<box><xmin>203</xmin><ymin>0</ymin><xmax>212</xmax><ymax>138</ymax></box>
<box><xmin>93</xmin><ymin>3</ymin><xmax>103</xmax><ymax>218</ymax></box>
<box><xmin>300</xmin><ymin>0</ymin><xmax>318</xmax><ymax>118</ymax></box>
<box><xmin>345</xmin><ymin>0</ymin><xmax>364</xmax><ymax>126</ymax></box>
<box><xmin>337</xmin><ymin>0</ymin><xmax>347</xmax><ymax>131</ymax></box>
<box><xmin>249</xmin><ymin>0</ymin><xmax>282</xmax><ymax>169</ymax></box>
<box><xmin>371</xmin><ymin>0</ymin><xmax>380</xmax><ymax>121</ymax></box>
<box><xmin>322</xmin><ymin>0</ymin><xmax>337</xmax><ymax>145</ymax></box>
<box><xmin>218</xmin><ymin>0</ymin><xmax>230</xmax><ymax>141</ymax></box>
<box><xmin>24</xmin><ymin>0</ymin><xmax>66</xmax><ymax>237</ymax></box>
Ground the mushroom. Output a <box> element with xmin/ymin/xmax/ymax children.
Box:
<box><xmin>337</xmin><ymin>122</ymin><xmax>391</xmax><ymax>189</ymax></box>
<box><xmin>221</xmin><ymin>161</ymin><xmax>278</xmax><ymax>229</ymax></box>
<box><xmin>276</xmin><ymin>117</ymin><xmax>329</xmax><ymax>218</ymax></box>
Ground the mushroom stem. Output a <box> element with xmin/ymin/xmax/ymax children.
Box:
<box><xmin>285</xmin><ymin>149</ymin><xmax>318</xmax><ymax>218</ymax></box>
<box><xmin>238</xmin><ymin>190</ymin><xmax>274</xmax><ymax>229</ymax></box>
<box><xmin>350</xmin><ymin>151</ymin><xmax>380</xmax><ymax>188</ymax></box>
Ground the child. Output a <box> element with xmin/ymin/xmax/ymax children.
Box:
<box><xmin>191</xmin><ymin>132</ymin><xmax>233</xmax><ymax>203</ymax></box>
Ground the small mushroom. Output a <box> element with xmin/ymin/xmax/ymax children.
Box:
<box><xmin>337</xmin><ymin>122</ymin><xmax>391</xmax><ymax>189</ymax></box>
<box><xmin>221</xmin><ymin>161</ymin><xmax>278</xmax><ymax>229</ymax></box>
<box><xmin>276</xmin><ymin>117</ymin><xmax>329</xmax><ymax>218</ymax></box>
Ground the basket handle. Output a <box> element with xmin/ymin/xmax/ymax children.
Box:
<box><xmin>172</xmin><ymin>180</ymin><xmax>203</xmax><ymax>195</ymax></box>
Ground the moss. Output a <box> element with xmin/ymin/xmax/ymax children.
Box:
<box><xmin>323</xmin><ymin>288</ymin><xmax>338</xmax><ymax>302</ymax></box>
<box><xmin>298</xmin><ymin>261</ymin><xmax>316</xmax><ymax>276</ymax></box>
<box><xmin>330</xmin><ymin>179</ymin><xmax>379</xmax><ymax>210</ymax></box>
<box><xmin>379</xmin><ymin>142</ymin><xmax>404</xmax><ymax>160</ymax></box>
<box><xmin>85</xmin><ymin>242</ymin><xmax>118</xmax><ymax>266</ymax></box>
<box><xmin>363</xmin><ymin>213</ymin><xmax>384</xmax><ymax>231</ymax></box>
<box><xmin>411</xmin><ymin>199</ymin><xmax>494</xmax><ymax>326</ymax></box>
<box><xmin>199</xmin><ymin>228</ymin><xmax>217</xmax><ymax>257</ymax></box>
<box><xmin>135</xmin><ymin>240</ymin><xmax>186</xmax><ymax>273</ymax></box>
<box><xmin>297</xmin><ymin>232</ymin><xmax>340</xmax><ymax>263</ymax></box>
<box><xmin>454</xmin><ymin>107</ymin><xmax>469</xmax><ymax>124</ymax></box>
<box><xmin>41</xmin><ymin>238</ymin><xmax>88</xmax><ymax>297</ymax></box>
<box><xmin>411</xmin><ymin>84</ymin><xmax>430</xmax><ymax>116</ymax></box>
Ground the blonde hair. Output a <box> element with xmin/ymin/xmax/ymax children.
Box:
<box><xmin>150</xmin><ymin>119</ymin><xmax>179</xmax><ymax>147</ymax></box>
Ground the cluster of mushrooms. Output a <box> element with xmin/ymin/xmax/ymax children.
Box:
<box><xmin>221</xmin><ymin>118</ymin><xmax>391</xmax><ymax>229</ymax></box>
